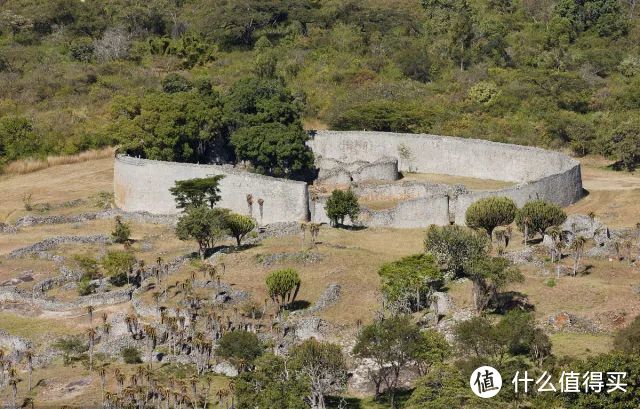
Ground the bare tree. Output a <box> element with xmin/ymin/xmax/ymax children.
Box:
<box><xmin>93</xmin><ymin>27</ymin><xmax>131</xmax><ymax>62</ymax></box>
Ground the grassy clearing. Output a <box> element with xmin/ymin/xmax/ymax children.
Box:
<box><xmin>401</xmin><ymin>172</ymin><xmax>516</xmax><ymax>190</ymax></box>
<box><xmin>0</xmin><ymin>157</ymin><xmax>114</xmax><ymax>223</ymax></box>
<box><xmin>0</xmin><ymin>312</ymin><xmax>81</xmax><ymax>340</ymax></box>
<box><xmin>2</xmin><ymin>147</ymin><xmax>116</xmax><ymax>176</ymax></box>
<box><xmin>550</xmin><ymin>333</ymin><xmax>612</xmax><ymax>358</ymax></box>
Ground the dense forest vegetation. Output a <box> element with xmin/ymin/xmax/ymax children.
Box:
<box><xmin>0</xmin><ymin>0</ymin><xmax>639</xmax><ymax>170</ymax></box>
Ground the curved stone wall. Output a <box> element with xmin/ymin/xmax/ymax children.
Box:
<box><xmin>114</xmin><ymin>155</ymin><xmax>309</xmax><ymax>224</ymax></box>
<box><xmin>308</xmin><ymin>131</ymin><xmax>583</xmax><ymax>227</ymax></box>
<box><xmin>309</xmin><ymin>131</ymin><xmax>580</xmax><ymax>184</ymax></box>
<box><xmin>114</xmin><ymin>131</ymin><xmax>583</xmax><ymax>228</ymax></box>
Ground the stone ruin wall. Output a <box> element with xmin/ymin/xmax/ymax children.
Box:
<box><xmin>114</xmin><ymin>155</ymin><xmax>309</xmax><ymax>224</ymax></box>
<box><xmin>114</xmin><ymin>131</ymin><xmax>583</xmax><ymax>228</ymax></box>
<box><xmin>308</xmin><ymin>131</ymin><xmax>583</xmax><ymax>227</ymax></box>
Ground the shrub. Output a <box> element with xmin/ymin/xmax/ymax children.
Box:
<box><xmin>176</xmin><ymin>207</ymin><xmax>230</xmax><ymax>259</ymax></box>
<box><xmin>111</xmin><ymin>216</ymin><xmax>131</xmax><ymax>243</ymax></box>
<box><xmin>613</xmin><ymin>315</ymin><xmax>640</xmax><ymax>354</ymax></box>
<box><xmin>325</xmin><ymin>189</ymin><xmax>360</xmax><ymax>227</ymax></box>
<box><xmin>161</xmin><ymin>73</ymin><xmax>193</xmax><ymax>93</ymax></box>
<box><xmin>465</xmin><ymin>196</ymin><xmax>517</xmax><ymax>238</ymax></box>
<box><xmin>77</xmin><ymin>275</ymin><xmax>96</xmax><ymax>296</ymax></box>
<box><xmin>515</xmin><ymin>200</ymin><xmax>567</xmax><ymax>238</ymax></box>
<box><xmin>468</xmin><ymin>82</ymin><xmax>500</xmax><ymax>104</ymax></box>
<box><xmin>265</xmin><ymin>268</ymin><xmax>301</xmax><ymax>309</ymax></box>
<box><xmin>225</xmin><ymin>213</ymin><xmax>257</xmax><ymax>246</ymax></box>
<box><xmin>425</xmin><ymin>225</ymin><xmax>489</xmax><ymax>277</ymax></box>
<box><xmin>217</xmin><ymin>331</ymin><xmax>264</xmax><ymax>370</ymax></box>
<box><xmin>121</xmin><ymin>347</ymin><xmax>142</xmax><ymax>364</ymax></box>
<box><xmin>69</xmin><ymin>38</ymin><xmax>95</xmax><ymax>62</ymax></box>
<box><xmin>378</xmin><ymin>254</ymin><xmax>442</xmax><ymax>312</ymax></box>
<box><xmin>103</xmin><ymin>250</ymin><xmax>136</xmax><ymax>286</ymax></box>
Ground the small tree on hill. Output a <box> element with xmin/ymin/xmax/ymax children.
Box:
<box><xmin>465</xmin><ymin>196</ymin><xmax>517</xmax><ymax>239</ymax></box>
<box><xmin>169</xmin><ymin>176</ymin><xmax>225</xmax><ymax>210</ymax></box>
<box><xmin>464</xmin><ymin>256</ymin><xmax>524</xmax><ymax>313</ymax></box>
<box><xmin>424</xmin><ymin>225</ymin><xmax>489</xmax><ymax>277</ymax></box>
<box><xmin>515</xmin><ymin>200</ymin><xmax>567</xmax><ymax>239</ymax></box>
<box><xmin>353</xmin><ymin>315</ymin><xmax>425</xmax><ymax>408</ymax></box>
<box><xmin>378</xmin><ymin>254</ymin><xmax>443</xmax><ymax>312</ymax></box>
<box><xmin>217</xmin><ymin>331</ymin><xmax>264</xmax><ymax>371</ymax></box>
<box><xmin>266</xmin><ymin>268</ymin><xmax>301</xmax><ymax>310</ymax></box>
<box><xmin>325</xmin><ymin>189</ymin><xmax>360</xmax><ymax>227</ymax></box>
<box><xmin>225</xmin><ymin>213</ymin><xmax>257</xmax><ymax>246</ymax></box>
<box><xmin>102</xmin><ymin>250</ymin><xmax>137</xmax><ymax>286</ymax></box>
<box><xmin>176</xmin><ymin>206</ymin><xmax>230</xmax><ymax>259</ymax></box>
<box><xmin>613</xmin><ymin>315</ymin><xmax>640</xmax><ymax>355</ymax></box>
<box><xmin>111</xmin><ymin>215</ymin><xmax>131</xmax><ymax>244</ymax></box>
<box><xmin>290</xmin><ymin>339</ymin><xmax>348</xmax><ymax>409</ymax></box>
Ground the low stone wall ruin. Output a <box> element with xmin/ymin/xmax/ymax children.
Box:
<box><xmin>113</xmin><ymin>131</ymin><xmax>584</xmax><ymax>228</ymax></box>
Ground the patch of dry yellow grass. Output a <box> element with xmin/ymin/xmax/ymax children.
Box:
<box><xmin>2</xmin><ymin>147</ymin><xmax>115</xmax><ymax>175</ymax></box>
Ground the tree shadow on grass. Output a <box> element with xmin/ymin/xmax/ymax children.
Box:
<box><xmin>286</xmin><ymin>300</ymin><xmax>311</xmax><ymax>311</ymax></box>
<box><xmin>494</xmin><ymin>291</ymin><xmax>535</xmax><ymax>314</ymax></box>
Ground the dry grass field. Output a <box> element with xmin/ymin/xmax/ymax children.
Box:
<box><xmin>0</xmin><ymin>153</ymin><xmax>638</xmax><ymax>406</ymax></box>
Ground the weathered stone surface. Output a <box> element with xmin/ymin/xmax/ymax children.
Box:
<box><xmin>115</xmin><ymin>131</ymin><xmax>583</xmax><ymax>229</ymax></box>
<box><xmin>212</xmin><ymin>361</ymin><xmax>239</xmax><ymax>377</ymax></box>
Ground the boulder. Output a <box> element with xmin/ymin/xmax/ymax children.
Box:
<box><xmin>212</xmin><ymin>361</ymin><xmax>239</xmax><ymax>377</ymax></box>
<box><xmin>561</xmin><ymin>214</ymin><xmax>609</xmax><ymax>245</ymax></box>
<box><xmin>431</xmin><ymin>291</ymin><xmax>453</xmax><ymax>317</ymax></box>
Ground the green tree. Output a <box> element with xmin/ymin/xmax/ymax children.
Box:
<box><xmin>0</xmin><ymin>117</ymin><xmax>44</xmax><ymax>164</ymax></box>
<box><xmin>114</xmin><ymin>88</ymin><xmax>228</xmax><ymax>163</ymax></box>
<box><xmin>464</xmin><ymin>256</ymin><xmax>524</xmax><ymax>313</ymax></box>
<box><xmin>265</xmin><ymin>268</ymin><xmax>301</xmax><ymax>310</ymax></box>
<box><xmin>176</xmin><ymin>206</ymin><xmax>230</xmax><ymax>259</ymax></box>
<box><xmin>54</xmin><ymin>335</ymin><xmax>88</xmax><ymax>366</ymax></box>
<box><xmin>563</xmin><ymin>352</ymin><xmax>640</xmax><ymax>408</ymax></box>
<box><xmin>161</xmin><ymin>73</ymin><xmax>193</xmax><ymax>93</ymax></box>
<box><xmin>353</xmin><ymin>315</ymin><xmax>424</xmax><ymax>408</ymax></box>
<box><xmin>465</xmin><ymin>196</ymin><xmax>517</xmax><ymax>239</ymax></box>
<box><xmin>610</xmin><ymin>119</ymin><xmax>640</xmax><ymax>171</ymax></box>
<box><xmin>406</xmin><ymin>363</ymin><xmax>494</xmax><ymax>409</ymax></box>
<box><xmin>217</xmin><ymin>331</ymin><xmax>264</xmax><ymax>371</ymax></box>
<box><xmin>515</xmin><ymin>200</ymin><xmax>567</xmax><ymax>239</ymax></box>
<box><xmin>102</xmin><ymin>250</ymin><xmax>137</xmax><ymax>286</ymax></box>
<box><xmin>613</xmin><ymin>315</ymin><xmax>640</xmax><ymax>355</ymax></box>
<box><xmin>225</xmin><ymin>213</ymin><xmax>257</xmax><ymax>246</ymax></box>
<box><xmin>325</xmin><ymin>189</ymin><xmax>360</xmax><ymax>227</ymax></box>
<box><xmin>111</xmin><ymin>215</ymin><xmax>131</xmax><ymax>244</ymax></box>
<box><xmin>290</xmin><ymin>339</ymin><xmax>348</xmax><ymax>409</ymax></box>
<box><xmin>230</xmin><ymin>122</ymin><xmax>314</xmax><ymax>179</ymax></box>
<box><xmin>235</xmin><ymin>353</ymin><xmax>309</xmax><ymax>409</ymax></box>
<box><xmin>378</xmin><ymin>254</ymin><xmax>443</xmax><ymax>312</ymax></box>
<box><xmin>424</xmin><ymin>225</ymin><xmax>489</xmax><ymax>277</ymax></box>
<box><xmin>412</xmin><ymin>330</ymin><xmax>451</xmax><ymax>376</ymax></box>
<box><xmin>169</xmin><ymin>176</ymin><xmax>225</xmax><ymax>210</ymax></box>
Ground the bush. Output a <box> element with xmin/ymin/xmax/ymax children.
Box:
<box><xmin>69</xmin><ymin>38</ymin><xmax>95</xmax><ymax>62</ymax></box>
<box><xmin>77</xmin><ymin>275</ymin><xmax>96</xmax><ymax>296</ymax></box>
<box><xmin>378</xmin><ymin>254</ymin><xmax>442</xmax><ymax>312</ymax></box>
<box><xmin>424</xmin><ymin>225</ymin><xmax>489</xmax><ymax>277</ymax></box>
<box><xmin>613</xmin><ymin>315</ymin><xmax>640</xmax><ymax>354</ymax></box>
<box><xmin>217</xmin><ymin>331</ymin><xmax>264</xmax><ymax>370</ymax></box>
<box><xmin>111</xmin><ymin>216</ymin><xmax>131</xmax><ymax>243</ymax></box>
<box><xmin>225</xmin><ymin>213</ymin><xmax>257</xmax><ymax>246</ymax></box>
<box><xmin>325</xmin><ymin>189</ymin><xmax>360</xmax><ymax>227</ymax></box>
<box><xmin>265</xmin><ymin>268</ymin><xmax>301</xmax><ymax>309</ymax></box>
<box><xmin>515</xmin><ymin>200</ymin><xmax>567</xmax><ymax>238</ymax></box>
<box><xmin>465</xmin><ymin>196</ymin><xmax>517</xmax><ymax>237</ymax></box>
<box><xmin>121</xmin><ymin>347</ymin><xmax>142</xmax><ymax>364</ymax></box>
<box><xmin>230</xmin><ymin>122</ymin><xmax>314</xmax><ymax>180</ymax></box>
<box><xmin>161</xmin><ymin>73</ymin><xmax>193</xmax><ymax>93</ymax></box>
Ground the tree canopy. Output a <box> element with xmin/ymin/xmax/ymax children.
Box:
<box><xmin>169</xmin><ymin>176</ymin><xmax>224</xmax><ymax>210</ymax></box>
<box><xmin>515</xmin><ymin>200</ymin><xmax>567</xmax><ymax>238</ymax></box>
<box><xmin>378</xmin><ymin>254</ymin><xmax>443</xmax><ymax>312</ymax></box>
